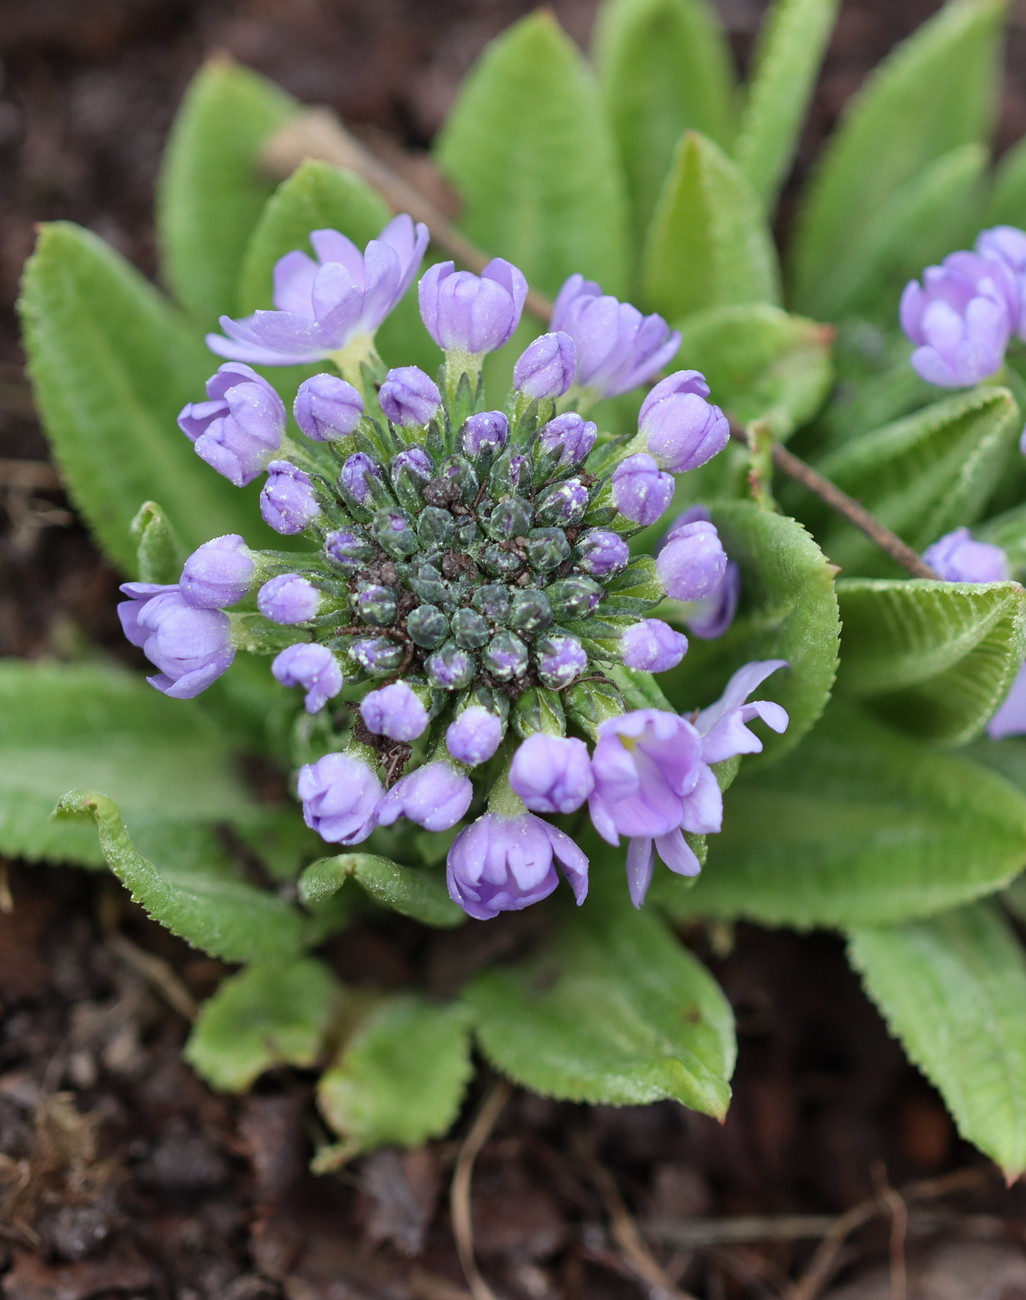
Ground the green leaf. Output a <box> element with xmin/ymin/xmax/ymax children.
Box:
<box><xmin>810</xmin><ymin>386</ymin><xmax>1020</xmax><ymax>576</ymax></box>
<box><xmin>130</xmin><ymin>501</ymin><xmax>185</xmax><ymax>585</ymax></box>
<box><xmin>673</xmin><ymin>304</ymin><xmax>834</xmax><ymax>438</ymax></box>
<box><xmin>807</xmin><ymin>143</ymin><xmax>988</xmax><ymax>322</ymax></box>
<box><xmin>185</xmin><ymin>957</ymin><xmax>340</xmax><ymax>1092</ymax></box>
<box><xmin>836</xmin><ymin>578</ymin><xmax>1026</xmax><ymax>745</ymax></box>
<box><xmin>641</xmin><ymin>131</ymin><xmax>780</xmax><ymax>321</ymax></box>
<box><xmin>657</xmin><ymin>704</ymin><xmax>1026</xmax><ymax>927</ymax></box>
<box><xmin>790</xmin><ymin>0</ymin><xmax>1005</xmax><ymax>316</ymax></box>
<box><xmin>19</xmin><ymin>223</ymin><xmax>261</xmax><ymax>573</ymax></box>
<box><xmin>465</xmin><ymin>894</ymin><xmax>734</xmax><ymax>1117</ymax></box>
<box><xmin>986</xmin><ymin>131</ymin><xmax>1026</xmax><ymax>227</ymax></box>
<box><xmin>660</xmin><ymin>501</ymin><xmax>840</xmax><ymax>760</ymax></box>
<box><xmin>732</xmin><ymin>0</ymin><xmax>839</xmax><ymax>211</ymax></box>
<box><xmin>157</xmin><ymin>58</ymin><xmax>298</xmax><ymax>326</ymax></box>
<box><xmin>299</xmin><ymin>852</ymin><xmax>466</xmax><ymax>928</ymax></box>
<box><xmin>56</xmin><ymin>790</ymin><xmax>305</xmax><ymax>962</ymax></box>
<box><xmin>434</xmin><ymin>11</ymin><xmax>630</xmax><ymax>296</ymax></box>
<box><xmin>0</xmin><ymin>661</ymin><xmax>268</xmax><ymax>868</ymax></box>
<box><xmin>849</xmin><ymin>903</ymin><xmax>1026</xmax><ymax>1179</ymax></box>
<box><xmin>316</xmin><ymin>996</ymin><xmax>472</xmax><ymax>1162</ymax></box>
<box><xmin>593</xmin><ymin>0</ymin><xmax>735</xmax><ymax>241</ymax></box>
<box><xmin>977</xmin><ymin>502</ymin><xmax>1026</xmax><ymax>575</ymax></box>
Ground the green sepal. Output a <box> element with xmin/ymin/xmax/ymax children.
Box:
<box><xmin>298</xmin><ymin>852</ymin><xmax>466</xmax><ymax>929</ymax></box>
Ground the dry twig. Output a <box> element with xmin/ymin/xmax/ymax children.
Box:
<box><xmin>97</xmin><ymin>886</ymin><xmax>198</xmax><ymax>1021</ymax></box>
<box><xmin>450</xmin><ymin>1078</ymin><xmax>513</xmax><ymax>1300</ymax></box>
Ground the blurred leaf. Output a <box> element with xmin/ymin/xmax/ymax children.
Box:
<box><xmin>810</xmin><ymin>386</ymin><xmax>1020</xmax><ymax>576</ymax></box>
<box><xmin>661</xmin><ymin>501</ymin><xmax>840</xmax><ymax>760</ymax></box>
<box><xmin>435</xmin><ymin>11</ymin><xmax>629</xmax><ymax>296</ymax></box>
<box><xmin>465</xmin><ymin>893</ymin><xmax>735</xmax><ymax>1117</ymax></box>
<box><xmin>732</xmin><ymin>0</ymin><xmax>840</xmax><ymax>210</ymax></box>
<box><xmin>55</xmin><ymin>790</ymin><xmax>305</xmax><ymax>961</ymax></box>
<box><xmin>674</xmin><ymin>303</ymin><xmax>834</xmax><ymax>438</ymax></box>
<box><xmin>20</xmin><ymin>223</ymin><xmax>263</xmax><ymax>573</ymax></box>
<box><xmin>157</xmin><ymin>58</ymin><xmax>298</xmax><ymax>326</ymax></box>
<box><xmin>299</xmin><ymin>852</ymin><xmax>465</xmax><ymax>928</ymax></box>
<box><xmin>985</xmin><ymin>131</ymin><xmax>1026</xmax><ymax>227</ymax></box>
<box><xmin>836</xmin><ymin>578</ymin><xmax>1026</xmax><ymax>745</ymax></box>
<box><xmin>657</xmin><ymin>704</ymin><xmax>1026</xmax><ymax>926</ymax></box>
<box><xmin>593</xmin><ymin>0</ymin><xmax>735</xmax><ymax>242</ymax></box>
<box><xmin>186</xmin><ymin>957</ymin><xmax>340</xmax><ymax>1091</ymax></box>
<box><xmin>790</xmin><ymin>0</ymin><xmax>1006</xmax><ymax>317</ymax></box>
<box><xmin>849</xmin><ymin>903</ymin><xmax>1026</xmax><ymax>1179</ymax></box>
<box><xmin>316</xmin><ymin>996</ymin><xmax>472</xmax><ymax>1163</ymax></box>
<box><xmin>977</xmin><ymin>502</ymin><xmax>1026</xmax><ymax>576</ymax></box>
<box><xmin>642</xmin><ymin>131</ymin><xmax>780</xmax><ymax>321</ymax></box>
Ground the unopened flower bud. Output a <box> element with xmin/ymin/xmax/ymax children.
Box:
<box><xmin>483</xmin><ymin>630</ymin><xmax>530</xmax><ymax>681</ymax></box>
<box><xmin>545</xmin><ymin>575</ymin><xmax>603</xmax><ymax>619</ymax></box>
<box><xmin>513</xmin><ymin>331</ymin><xmax>576</xmax><ymax>399</ymax></box>
<box><xmin>370</xmin><ymin>509</ymin><xmax>419</xmax><ymax>559</ymax></box>
<box><xmin>417</xmin><ymin>506</ymin><xmax>456</xmax><ymax>550</ymax></box>
<box><xmin>473</xmin><ymin>584</ymin><xmax>511</xmax><ymax>621</ymax></box>
<box><xmin>486</xmin><ymin>498</ymin><xmax>534</xmax><ymax>540</ymax></box>
<box><xmin>480</xmin><ymin>544</ymin><xmax>522</xmax><ymax>578</ymax></box>
<box><xmin>340</xmin><ymin>452</ymin><xmax>385</xmax><ymax>507</ymax></box>
<box><xmin>535</xmin><ymin>479</ymin><xmax>588</xmax><ymax>526</ymax></box>
<box><xmin>490</xmin><ymin>450</ymin><xmax>533</xmax><ymax>496</ymax></box>
<box><xmin>452</xmin><ymin>607</ymin><xmax>491</xmax><ymax>649</ymax></box>
<box><xmin>419</xmin><ymin>258</ymin><xmax>528</xmax><ymax>355</ymax></box>
<box><xmin>535</xmin><ymin>412</ymin><xmax>596</xmax><ymax>468</ymax></box>
<box><xmin>525</xmin><ymin>527</ymin><xmax>571</xmax><ymax>571</ymax></box>
<box><xmin>620</xmin><ymin>618</ymin><xmax>688</xmax><ymax>672</ymax></box>
<box><xmin>656</xmin><ymin>519</ymin><xmax>727</xmax><ymax>600</ymax></box>
<box><xmin>461</xmin><ymin>410</ymin><xmax>509</xmax><ymax>456</ymax></box>
<box><xmin>639</xmin><ymin>371</ymin><xmax>729</xmax><ymax>473</ymax></box>
<box><xmin>446</xmin><ymin>705</ymin><xmax>504</xmax><ymax>766</ymax></box>
<box><xmin>390</xmin><ymin>446</ymin><xmax>433</xmax><ymax>484</ymax></box>
<box><xmin>180</xmin><ymin>534</ymin><xmax>256</xmax><ymax>609</ymax></box>
<box><xmin>922</xmin><ymin>527</ymin><xmax>1009</xmax><ymax>583</ymax></box>
<box><xmin>324</xmin><ymin>528</ymin><xmax>375</xmax><ymax>570</ymax></box>
<box><xmin>376</xmin><ymin>761</ymin><xmax>473</xmax><ymax>831</ymax></box>
<box><xmin>426</xmin><ymin>641</ymin><xmax>476</xmax><ymax>690</ymax></box>
<box><xmin>351</xmin><ymin>636</ymin><xmax>404</xmax><ymax>675</ymax></box>
<box><xmin>407</xmin><ymin>603</ymin><xmax>449</xmax><ymax>649</ymax></box>
<box><xmin>360</xmin><ymin>681</ymin><xmax>429</xmax><ymax>741</ymax></box>
<box><xmin>407</xmin><ymin>562</ymin><xmax>448</xmax><ymax>606</ymax></box>
<box><xmin>272</xmin><ymin>643</ymin><xmax>343</xmax><ymax>713</ymax></box>
<box><xmin>355</xmin><ymin>583</ymin><xmax>398</xmax><ymax>626</ymax></box>
<box><xmin>178</xmin><ymin>363</ymin><xmax>286</xmax><ymax>487</ymax></box>
<box><xmin>258</xmin><ymin>573</ymin><xmax>322</xmax><ymax>625</ymax></box>
<box><xmin>575</xmin><ymin>529</ymin><xmax>629</xmax><ymax>577</ymax></box>
<box><xmin>297</xmin><ymin>751</ymin><xmax>381</xmax><ymax>846</ymax></box>
<box><xmin>612</xmin><ymin>453</ymin><xmax>674</xmax><ymax>525</ymax></box>
<box><xmin>294</xmin><ymin>373</ymin><xmax>363</xmax><ymax>441</ymax></box>
<box><xmin>379</xmin><ymin>365</ymin><xmax>442</xmax><ymax>427</ymax></box>
<box><xmin>510</xmin><ymin>734</ymin><xmax>594</xmax><ymax>814</ymax></box>
<box><xmin>536</xmin><ymin>634</ymin><xmax>587</xmax><ymax>689</ymax></box>
<box><xmin>509</xmin><ymin>588</ymin><xmax>552</xmax><ymax>635</ymax></box>
<box><xmin>260</xmin><ymin>460</ymin><xmax>321</xmax><ymax>535</ymax></box>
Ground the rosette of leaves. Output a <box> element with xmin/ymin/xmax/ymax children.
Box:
<box><xmin>15</xmin><ymin>0</ymin><xmax>1026</xmax><ymax>1179</ymax></box>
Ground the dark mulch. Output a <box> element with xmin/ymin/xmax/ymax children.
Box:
<box><xmin>4</xmin><ymin>3</ymin><xmax>1026</xmax><ymax>1297</ymax></box>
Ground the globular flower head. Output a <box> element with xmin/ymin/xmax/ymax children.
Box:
<box><xmin>513</xmin><ymin>331</ymin><xmax>577</xmax><ymax>399</ymax></box>
<box><xmin>612</xmin><ymin>453</ymin><xmax>674</xmax><ymax>526</ymax></box>
<box><xmin>509</xmin><ymin>734</ymin><xmax>594</xmax><ymax>814</ymax></box>
<box><xmin>178</xmin><ymin>363</ymin><xmax>286</xmax><ymax>487</ymax></box>
<box><xmin>461</xmin><ymin>410</ymin><xmax>509</xmax><ymax>457</ymax></box>
<box><xmin>207</xmin><ymin>215</ymin><xmax>429</xmax><ymax>365</ymax></box>
<box><xmin>446</xmin><ymin>706</ymin><xmax>504</xmax><ymax>766</ymax></box>
<box><xmin>657</xmin><ymin>519</ymin><xmax>727</xmax><ymax>601</ymax></box>
<box><xmin>297</xmin><ymin>751</ymin><xmax>382</xmax><ymax>845</ymax></box>
<box><xmin>923</xmin><ymin>527</ymin><xmax>1009</xmax><ymax>584</ymax></box>
<box><xmin>536</xmin><ymin>412</ymin><xmax>597</xmax><ymax>468</ymax></box>
<box><xmin>376</xmin><ymin>761</ymin><xmax>473</xmax><ymax>832</ymax></box>
<box><xmin>179</xmin><ymin>534</ymin><xmax>256</xmax><ymax>609</ymax></box>
<box><xmin>260</xmin><ymin>461</ymin><xmax>322</xmax><ymax>535</ymax></box>
<box><xmin>272</xmin><ymin>643</ymin><xmax>343</xmax><ymax>713</ymax></box>
<box><xmin>379</xmin><ymin>366</ymin><xmax>442</xmax><ymax>427</ymax></box>
<box><xmin>639</xmin><ymin>371</ymin><xmax>730</xmax><ymax>473</ymax></box>
<box><xmin>359</xmin><ymin>681</ymin><xmax>429</xmax><ymax>742</ymax></box>
<box><xmin>118</xmin><ymin>583</ymin><xmax>234</xmax><ymax>699</ymax></box>
<box><xmin>620</xmin><ymin>618</ymin><xmax>688</xmax><ymax>673</ymax></box>
<box><xmin>257</xmin><ymin>573</ymin><xmax>321</xmax><ymax>625</ymax></box>
<box><xmin>588</xmin><ymin>709</ymin><xmax>703</xmax><ymax>843</ymax></box>
<box><xmin>294</xmin><ymin>373</ymin><xmax>364</xmax><ymax>441</ymax></box>
<box><xmin>446</xmin><ymin>812</ymin><xmax>589</xmax><ymax>920</ymax></box>
<box><xmin>551</xmin><ymin>274</ymin><xmax>681</xmax><ymax>397</ymax></box>
<box><xmin>900</xmin><ymin>250</ymin><xmax>1017</xmax><ymax>387</ymax></box>
<box><xmin>418</xmin><ymin>258</ymin><xmax>528</xmax><ymax>356</ymax></box>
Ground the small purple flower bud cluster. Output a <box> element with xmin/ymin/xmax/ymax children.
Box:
<box><xmin>132</xmin><ymin>214</ymin><xmax>774</xmax><ymax>922</ymax></box>
<box><xmin>901</xmin><ymin>225</ymin><xmax>1026</xmax><ymax>388</ymax></box>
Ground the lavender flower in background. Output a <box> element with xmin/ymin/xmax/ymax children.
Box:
<box><xmin>294</xmin><ymin>373</ymin><xmax>364</xmax><ymax>441</ymax></box>
<box><xmin>118</xmin><ymin>583</ymin><xmax>235</xmax><ymax>699</ymax></box>
<box><xmin>976</xmin><ymin>226</ymin><xmax>1026</xmax><ymax>336</ymax></box>
<box><xmin>297</xmin><ymin>752</ymin><xmax>382</xmax><ymax>845</ymax></box>
<box><xmin>446</xmin><ymin>813</ymin><xmax>589</xmax><ymax>920</ymax></box>
<box><xmin>207</xmin><ymin>215</ymin><xmax>429</xmax><ymax>366</ymax></box>
<box><xmin>272</xmin><ymin>643</ymin><xmax>344</xmax><ymax>713</ymax></box>
<box><xmin>922</xmin><ymin>527</ymin><xmax>1010</xmax><ymax>583</ymax></box>
<box><xmin>419</xmin><ymin>258</ymin><xmax>527</xmax><ymax>356</ymax></box>
<box><xmin>178</xmin><ymin>363</ymin><xmax>286</xmax><ymax>486</ymax></box>
<box><xmin>179</xmin><ymin>534</ymin><xmax>256</xmax><ymax>609</ymax></box>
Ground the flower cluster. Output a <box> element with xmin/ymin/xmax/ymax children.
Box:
<box><xmin>120</xmin><ymin>216</ymin><xmax>789</xmax><ymax>917</ymax></box>
<box><xmin>901</xmin><ymin>225</ymin><xmax>1026</xmax><ymax>389</ymax></box>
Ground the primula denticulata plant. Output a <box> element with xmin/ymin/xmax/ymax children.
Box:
<box><xmin>16</xmin><ymin>0</ymin><xmax>1026</xmax><ymax>1174</ymax></box>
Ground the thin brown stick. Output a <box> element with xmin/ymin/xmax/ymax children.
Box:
<box><xmin>870</xmin><ymin>1163</ymin><xmax>907</xmax><ymax>1300</ymax></box>
<box><xmin>0</xmin><ymin>460</ymin><xmax>62</xmax><ymax>491</ymax></box>
<box><xmin>98</xmin><ymin>886</ymin><xmax>198</xmax><ymax>1021</ymax></box>
<box><xmin>450</xmin><ymin>1078</ymin><xmax>512</xmax><ymax>1300</ymax></box>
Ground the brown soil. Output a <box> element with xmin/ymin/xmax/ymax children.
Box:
<box><xmin>3</xmin><ymin>3</ymin><xmax>1026</xmax><ymax>1297</ymax></box>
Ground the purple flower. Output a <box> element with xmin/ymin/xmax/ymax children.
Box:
<box><xmin>294</xmin><ymin>373</ymin><xmax>364</xmax><ymax>441</ymax></box>
<box><xmin>536</xmin><ymin>635</ymin><xmax>588</xmax><ymax>690</ymax></box>
<box><xmin>686</xmin><ymin>561</ymin><xmax>741</xmax><ymax>639</ymax></box>
<box><xmin>207</xmin><ymin>215</ymin><xmax>429</xmax><ymax>365</ymax></box>
<box><xmin>376</xmin><ymin>761</ymin><xmax>473</xmax><ymax>831</ymax></box>
<box><xmin>695</xmin><ymin>659</ymin><xmax>789</xmax><ymax>764</ymax></box>
<box><xmin>324</xmin><ymin>528</ymin><xmax>374</xmax><ymax>570</ymax></box>
<box><xmin>339</xmin><ymin>452</ymin><xmax>384</xmax><ymax>506</ymax></box>
<box><xmin>379</xmin><ymin>366</ymin><xmax>442</xmax><ymax>427</ymax></box>
<box><xmin>461</xmin><ymin>410</ymin><xmax>509</xmax><ymax>457</ymax></box>
<box><xmin>178</xmin><ymin>363</ymin><xmax>286</xmax><ymax>487</ymax></box>
<box><xmin>922</xmin><ymin>527</ymin><xmax>1009</xmax><ymax>583</ymax></box>
<box><xmin>426</xmin><ymin>642</ymin><xmax>476</xmax><ymax>690</ymax></box>
<box><xmin>976</xmin><ymin>226</ymin><xmax>1026</xmax><ymax>336</ymax></box>
<box><xmin>272</xmin><ymin>643</ymin><xmax>344</xmax><ymax>713</ymax></box>
<box><xmin>900</xmin><ymin>250</ymin><xmax>1017</xmax><ymax>388</ymax></box>
<box><xmin>588</xmin><ymin>709</ymin><xmax>703</xmax><ymax>844</ymax></box>
<box><xmin>446</xmin><ymin>706</ymin><xmax>505</xmax><ymax>766</ymax></box>
<box><xmin>988</xmin><ymin>663</ymin><xmax>1026</xmax><ymax>739</ymax></box>
<box><xmin>576</xmin><ymin>529</ymin><xmax>629</xmax><ymax>577</ymax></box>
<box><xmin>118</xmin><ymin>583</ymin><xmax>234</xmax><ymax>699</ymax></box>
<box><xmin>657</xmin><ymin>519</ymin><xmax>727</xmax><ymax>600</ymax></box>
<box><xmin>513</xmin><ymin>331</ymin><xmax>577</xmax><ymax>399</ymax></box>
<box><xmin>418</xmin><ymin>258</ymin><xmax>528</xmax><ymax>355</ymax></box>
<box><xmin>625</xmin><ymin>831</ymin><xmax>703</xmax><ymax>908</ymax></box>
<box><xmin>551</xmin><ymin>274</ymin><xmax>681</xmax><ymax>398</ymax></box>
<box><xmin>612</xmin><ymin>453</ymin><xmax>674</xmax><ymax>526</ymax></box>
<box><xmin>179</xmin><ymin>534</ymin><xmax>255</xmax><ymax>609</ymax></box>
<box><xmin>536</xmin><ymin>412</ymin><xmax>597</xmax><ymax>468</ymax></box>
<box><xmin>620</xmin><ymin>619</ymin><xmax>688</xmax><ymax>673</ymax></box>
<box><xmin>260</xmin><ymin>461</ymin><xmax>322</xmax><ymax>535</ymax></box>
<box><xmin>509</xmin><ymin>734</ymin><xmax>595</xmax><ymax>814</ymax></box>
<box><xmin>639</xmin><ymin>371</ymin><xmax>729</xmax><ymax>473</ymax></box>
<box><xmin>391</xmin><ymin>447</ymin><xmax>433</xmax><ymax>484</ymax></box>
<box><xmin>297</xmin><ymin>751</ymin><xmax>382</xmax><ymax>845</ymax></box>
<box><xmin>257</xmin><ymin>574</ymin><xmax>321</xmax><ymax>625</ymax></box>
<box><xmin>446</xmin><ymin>812</ymin><xmax>589</xmax><ymax>920</ymax></box>
<box><xmin>359</xmin><ymin>681</ymin><xmax>429</xmax><ymax>741</ymax></box>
